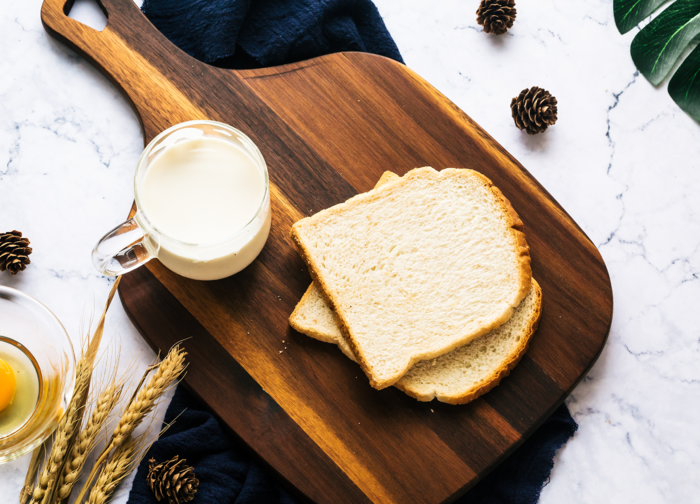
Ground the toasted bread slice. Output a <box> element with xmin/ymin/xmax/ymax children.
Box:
<box><xmin>291</xmin><ymin>279</ymin><xmax>541</xmax><ymax>404</ymax></box>
<box><xmin>291</xmin><ymin>167</ymin><xmax>532</xmax><ymax>388</ymax></box>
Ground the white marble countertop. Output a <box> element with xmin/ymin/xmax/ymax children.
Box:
<box><xmin>2</xmin><ymin>0</ymin><xmax>699</xmax><ymax>502</ymax></box>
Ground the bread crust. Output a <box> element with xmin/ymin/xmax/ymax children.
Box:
<box><xmin>291</xmin><ymin>167</ymin><xmax>532</xmax><ymax>389</ymax></box>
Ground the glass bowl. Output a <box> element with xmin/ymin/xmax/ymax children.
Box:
<box><xmin>0</xmin><ymin>287</ymin><xmax>76</xmax><ymax>463</ymax></box>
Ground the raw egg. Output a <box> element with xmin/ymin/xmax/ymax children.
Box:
<box><xmin>0</xmin><ymin>357</ymin><xmax>17</xmax><ymax>411</ymax></box>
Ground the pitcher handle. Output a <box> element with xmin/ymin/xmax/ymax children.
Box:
<box><xmin>92</xmin><ymin>217</ymin><xmax>156</xmax><ymax>276</ymax></box>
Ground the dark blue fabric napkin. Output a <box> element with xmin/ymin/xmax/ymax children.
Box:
<box><xmin>128</xmin><ymin>2</ymin><xmax>578</xmax><ymax>502</ymax></box>
<box><xmin>141</xmin><ymin>0</ymin><xmax>404</xmax><ymax>68</ymax></box>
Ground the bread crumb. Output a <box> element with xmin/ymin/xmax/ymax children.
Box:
<box><xmin>430</xmin><ymin>409</ymin><xmax>434</xmax><ymax>413</ymax></box>
<box><xmin>278</xmin><ymin>350</ymin><xmax>283</xmax><ymax>354</ymax></box>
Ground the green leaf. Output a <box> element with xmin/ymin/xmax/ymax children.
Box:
<box><xmin>615</xmin><ymin>0</ymin><xmax>700</xmax><ymax>121</ymax></box>
<box><xmin>668</xmin><ymin>42</ymin><xmax>700</xmax><ymax>120</ymax></box>
<box><xmin>614</xmin><ymin>0</ymin><xmax>668</xmax><ymax>34</ymax></box>
<box><xmin>631</xmin><ymin>0</ymin><xmax>700</xmax><ymax>85</ymax></box>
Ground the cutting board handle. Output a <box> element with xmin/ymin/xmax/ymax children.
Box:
<box><xmin>41</xmin><ymin>0</ymin><xmax>116</xmax><ymax>59</ymax></box>
<box><xmin>41</xmin><ymin>0</ymin><xmax>208</xmax><ymax>140</ymax></box>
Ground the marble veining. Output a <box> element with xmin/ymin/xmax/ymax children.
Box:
<box><xmin>2</xmin><ymin>0</ymin><xmax>699</xmax><ymax>502</ymax></box>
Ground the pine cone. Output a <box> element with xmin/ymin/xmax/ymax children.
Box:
<box><xmin>0</xmin><ymin>231</ymin><xmax>32</xmax><ymax>275</ymax></box>
<box><xmin>477</xmin><ymin>0</ymin><xmax>516</xmax><ymax>35</ymax></box>
<box><xmin>510</xmin><ymin>87</ymin><xmax>558</xmax><ymax>135</ymax></box>
<box><xmin>148</xmin><ymin>456</ymin><xmax>198</xmax><ymax>504</ymax></box>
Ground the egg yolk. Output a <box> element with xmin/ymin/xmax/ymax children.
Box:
<box><xmin>0</xmin><ymin>358</ymin><xmax>17</xmax><ymax>411</ymax></box>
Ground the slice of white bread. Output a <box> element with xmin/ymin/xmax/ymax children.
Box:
<box><xmin>290</xmin><ymin>167</ymin><xmax>532</xmax><ymax>389</ymax></box>
<box><xmin>289</xmin><ymin>170</ymin><xmax>401</xmax><ymax>354</ymax></box>
<box><xmin>290</xmin><ymin>279</ymin><xmax>541</xmax><ymax>404</ymax></box>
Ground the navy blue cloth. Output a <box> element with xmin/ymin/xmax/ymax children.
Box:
<box><xmin>128</xmin><ymin>2</ymin><xmax>577</xmax><ymax>502</ymax></box>
<box><xmin>141</xmin><ymin>0</ymin><xmax>403</xmax><ymax>68</ymax></box>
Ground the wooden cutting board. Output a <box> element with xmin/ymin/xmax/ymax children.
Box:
<box><xmin>42</xmin><ymin>0</ymin><xmax>613</xmax><ymax>502</ymax></box>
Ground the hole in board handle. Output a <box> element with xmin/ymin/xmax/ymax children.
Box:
<box><xmin>67</xmin><ymin>0</ymin><xmax>108</xmax><ymax>32</ymax></box>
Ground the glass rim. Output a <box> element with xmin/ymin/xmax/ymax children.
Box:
<box><xmin>133</xmin><ymin>120</ymin><xmax>270</xmax><ymax>248</ymax></box>
<box><xmin>0</xmin><ymin>286</ymin><xmax>75</xmax><ymax>368</ymax></box>
<box><xmin>0</xmin><ymin>286</ymin><xmax>76</xmax><ymax>462</ymax></box>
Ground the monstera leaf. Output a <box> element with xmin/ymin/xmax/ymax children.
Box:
<box><xmin>669</xmin><ymin>44</ymin><xmax>700</xmax><ymax>119</ymax></box>
<box><xmin>614</xmin><ymin>0</ymin><xmax>668</xmax><ymax>34</ymax></box>
<box><xmin>614</xmin><ymin>0</ymin><xmax>700</xmax><ymax>122</ymax></box>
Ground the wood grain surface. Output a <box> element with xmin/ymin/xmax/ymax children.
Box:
<box><xmin>41</xmin><ymin>0</ymin><xmax>613</xmax><ymax>502</ymax></box>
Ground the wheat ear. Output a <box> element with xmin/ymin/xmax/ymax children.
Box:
<box><xmin>28</xmin><ymin>277</ymin><xmax>122</xmax><ymax>504</ymax></box>
<box><xmin>74</xmin><ymin>346</ymin><xmax>186</xmax><ymax>503</ymax></box>
<box><xmin>29</xmin><ymin>363</ymin><xmax>91</xmax><ymax>504</ymax></box>
<box><xmin>54</xmin><ymin>382</ymin><xmax>122</xmax><ymax>502</ymax></box>
<box><xmin>108</xmin><ymin>346</ymin><xmax>186</xmax><ymax>452</ymax></box>
<box><xmin>20</xmin><ymin>443</ymin><xmax>45</xmax><ymax>504</ymax></box>
<box><xmin>85</xmin><ymin>438</ymin><xmax>138</xmax><ymax>504</ymax></box>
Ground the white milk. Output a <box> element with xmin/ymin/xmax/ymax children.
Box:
<box><xmin>137</xmin><ymin>136</ymin><xmax>270</xmax><ymax>280</ymax></box>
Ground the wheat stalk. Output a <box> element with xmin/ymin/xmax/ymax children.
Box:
<box><xmin>54</xmin><ymin>382</ymin><xmax>122</xmax><ymax>502</ymax></box>
<box><xmin>27</xmin><ymin>277</ymin><xmax>122</xmax><ymax>504</ymax></box>
<box><xmin>73</xmin><ymin>346</ymin><xmax>186</xmax><ymax>504</ymax></box>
